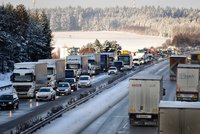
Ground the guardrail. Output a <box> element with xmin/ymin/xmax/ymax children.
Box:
<box><xmin>0</xmin><ymin>84</ymin><xmax>12</xmax><ymax>92</ymax></box>
<box><xmin>15</xmin><ymin>60</ymin><xmax>165</xmax><ymax>134</ymax></box>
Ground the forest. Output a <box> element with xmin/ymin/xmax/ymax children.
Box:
<box><xmin>0</xmin><ymin>4</ymin><xmax>52</xmax><ymax>72</ymax></box>
<box><xmin>44</xmin><ymin>6</ymin><xmax>200</xmax><ymax>48</ymax></box>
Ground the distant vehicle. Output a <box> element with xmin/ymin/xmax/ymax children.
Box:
<box><xmin>118</xmin><ymin>50</ymin><xmax>133</xmax><ymax>70</ymax></box>
<box><xmin>66</xmin><ymin>55</ymin><xmax>89</xmax><ymax>76</ymax></box>
<box><xmin>113</xmin><ymin>61</ymin><xmax>124</xmax><ymax>71</ymax></box>
<box><xmin>132</xmin><ymin>58</ymin><xmax>141</xmax><ymax>66</ymax></box>
<box><xmin>64</xmin><ymin>78</ymin><xmax>77</xmax><ymax>91</ymax></box>
<box><xmin>38</xmin><ymin>59</ymin><xmax>65</xmax><ymax>89</ymax></box>
<box><xmin>176</xmin><ymin>64</ymin><xmax>200</xmax><ymax>101</ymax></box>
<box><xmin>100</xmin><ymin>54</ymin><xmax>109</xmax><ymax>72</ymax></box>
<box><xmin>0</xmin><ymin>93</ymin><xmax>19</xmax><ymax>110</ymax></box>
<box><xmin>85</xmin><ymin>53</ymin><xmax>101</xmax><ymax>75</ymax></box>
<box><xmin>159</xmin><ymin>101</ymin><xmax>200</xmax><ymax>134</ymax></box>
<box><xmin>56</xmin><ymin>82</ymin><xmax>71</xmax><ymax>96</ymax></box>
<box><xmin>36</xmin><ymin>87</ymin><xmax>56</xmax><ymax>101</ymax></box>
<box><xmin>65</xmin><ymin>69</ymin><xmax>77</xmax><ymax>79</ymax></box>
<box><xmin>169</xmin><ymin>55</ymin><xmax>187</xmax><ymax>80</ymax></box>
<box><xmin>129</xmin><ymin>75</ymin><xmax>164</xmax><ymax>126</ymax></box>
<box><xmin>108</xmin><ymin>66</ymin><xmax>118</xmax><ymax>75</ymax></box>
<box><xmin>78</xmin><ymin>75</ymin><xmax>92</xmax><ymax>88</ymax></box>
<box><xmin>189</xmin><ymin>51</ymin><xmax>200</xmax><ymax>64</ymax></box>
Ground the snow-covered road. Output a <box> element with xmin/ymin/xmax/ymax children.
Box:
<box><xmin>36</xmin><ymin>76</ymin><xmax>129</xmax><ymax>134</ymax></box>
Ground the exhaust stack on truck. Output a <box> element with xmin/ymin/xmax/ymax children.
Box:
<box><xmin>128</xmin><ymin>75</ymin><xmax>163</xmax><ymax>126</ymax></box>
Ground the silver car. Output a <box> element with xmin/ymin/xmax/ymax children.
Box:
<box><xmin>78</xmin><ymin>75</ymin><xmax>92</xmax><ymax>88</ymax></box>
<box><xmin>36</xmin><ymin>87</ymin><xmax>56</xmax><ymax>101</ymax></box>
<box><xmin>56</xmin><ymin>82</ymin><xmax>71</xmax><ymax>95</ymax></box>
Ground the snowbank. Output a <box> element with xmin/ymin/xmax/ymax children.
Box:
<box><xmin>36</xmin><ymin>77</ymin><xmax>129</xmax><ymax>134</ymax></box>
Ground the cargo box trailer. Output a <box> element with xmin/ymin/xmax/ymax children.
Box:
<box><xmin>128</xmin><ymin>75</ymin><xmax>163</xmax><ymax>126</ymax></box>
<box><xmin>159</xmin><ymin>101</ymin><xmax>200</xmax><ymax>134</ymax></box>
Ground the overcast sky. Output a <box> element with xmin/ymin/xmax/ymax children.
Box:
<box><xmin>0</xmin><ymin>0</ymin><xmax>199</xmax><ymax>9</ymax></box>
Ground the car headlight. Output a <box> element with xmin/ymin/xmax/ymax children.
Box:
<box><xmin>8</xmin><ymin>102</ymin><xmax>12</xmax><ymax>104</ymax></box>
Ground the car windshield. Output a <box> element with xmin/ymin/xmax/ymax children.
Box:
<box><xmin>109</xmin><ymin>67</ymin><xmax>116</xmax><ymax>70</ymax></box>
<box><xmin>58</xmin><ymin>84</ymin><xmax>69</xmax><ymax>87</ymax></box>
<box><xmin>39</xmin><ymin>88</ymin><xmax>50</xmax><ymax>92</ymax></box>
<box><xmin>80</xmin><ymin>76</ymin><xmax>89</xmax><ymax>80</ymax></box>
<box><xmin>0</xmin><ymin>95</ymin><xmax>13</xmax><ymax>100</ymax></box>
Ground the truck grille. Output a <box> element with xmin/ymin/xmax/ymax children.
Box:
<box><xmin>13</xmin><ymin>85</ymin><xmax>31</xmax><ymax>92</ymax></box>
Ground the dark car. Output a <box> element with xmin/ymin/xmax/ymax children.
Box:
<box><xmin>0</xmin><ymin>93</ymin><xmax>19</xmax><ymax>110</ymax></box>
<box><xmin>64</xmin><ymin>78</ymin><xmax>77</xmax><ymax>91</ymax></box>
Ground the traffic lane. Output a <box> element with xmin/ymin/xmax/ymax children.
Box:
<box><xmin>0</xmin><ymin>72</ymin><xmax>119</xmax><ymax>132</ymax></box>
<box><xmin>82</xmin><ymin>60</ymin><xmax>170</xmax><ymax>134</ymax></box>
<box><xmin>0</xmin><ymin>73</ymin><xmax>109</xmax><ymax>125</ymax></box>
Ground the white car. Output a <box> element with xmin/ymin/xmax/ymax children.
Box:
<box><xmin>56</xmin><ymin>82</ymin><xmax>71</xmax><ymax>95</ymax></box>
<box><xmin>108</xmin><ymin>66</ymin><xmax>118</xmax><ymax>75</ymax></box>
<box><xmin>78</xmin><ymin>75</ymin><xmax>92</xmax><ymax>88</ymax></box>
<box><xmin>36</xmin><ymin>87</ymin><xmax>56</xmax><ymax>101</ymax></box>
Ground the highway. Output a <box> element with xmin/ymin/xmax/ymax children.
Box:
<box><xmin>81</xmin><ymin>59</ymin><xmax>175</xmax><ymax>134</ymax></box>
<box><xmin>0</xmin><ymin>59</ymin><xmax>170</xmax><ymax>133</ymax></box>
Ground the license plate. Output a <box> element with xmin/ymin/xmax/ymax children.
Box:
<box><xmin>136</xmin><ymin>115</ymin><xmax>152</xmax><ymax>119</ymax></box>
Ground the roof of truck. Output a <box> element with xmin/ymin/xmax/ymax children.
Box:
<box><xmin>159</xmin><ymin>101</ymin><xmax>200</xmax><ymax>109</ymax></box>
<box><xmin>170</xmin><ymin>55</ymin><xmax>187</xmax><ymax>58</ymax></box>
<box><xmin>178</xmin><ymin>64</ymin><xmax>200</xmax><ymax>68</ymax></box>
<box><xmin>129</xmin><ymin>75</ymin><xmax>162</xmax><ymax>80</ymax></box>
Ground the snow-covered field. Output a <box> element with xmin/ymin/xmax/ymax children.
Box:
<box><xmin>53</xmin><ymin>31</ymin><xmax>168</xmax><ymax>52</ymax></box>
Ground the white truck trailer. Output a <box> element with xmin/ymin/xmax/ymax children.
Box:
<box><xmin>176</xmin><ymin>64</ymin><xmax>200</xmax><ymax>101</ymax></box>
<box><xmin>86</xmin><ymin>53</ymin><xmax>101</xmax><ymax>75</ymax></box>
<box><xmin>66</xmin><ymin>55</ymin><xmax>89</xmax><ymax>76</ymax></box>
<box><xmin>159</xmin><ymin>101</ymin><xmax>200</xmax><ymax>134</ymax></box>
<box><xmin>11</xmin><ymin>62</ymin><xmax>47</xmax><ymax>98</ymax></box>
<box><xmin>38</xmin><ymin>59</ymin><xmax>65</xmax><ymax>89</ymax></box>
<box><xmin>128</xmin><ymin>75</ymin><xmax>163</xmax><ymax>126</ymax></box>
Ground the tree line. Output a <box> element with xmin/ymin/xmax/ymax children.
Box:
<box><xmin>44</xmin><ymin>6</ymin><xmax>200</xmax><ymax>38</ymax></box>
<box><xmin>0</xmin><ymin>4</ymin><xmax>52</xmax><ymax>72</ymax></box>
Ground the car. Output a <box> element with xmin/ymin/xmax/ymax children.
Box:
<box><xmin>108</xmin><ymin>66</ymin><xmax>118</xmax><ymax>75</ymax></box>
<box><xmin>64</xmin><ymin>78</ymin><xmax>77</xmax><ymax>91</ymax></box>
<box><xmin>133</xmin><ymin>58</ymin><xmax>141</xmax><ymax>66</ymax></box>
<box><xmin>36</xmin><ymin>87</ymin><xmax>56</xmax><ymax>101</ymax></box>
<box><xmin>78</xmin><ymin>75</ymin><xmax>92</xmax><ymax>88</ymax></box>
<box><xmin>0</xmin><ymin>93</ymin><xmax>19</xmax><ymax>110</ymax></box>
<box><xmin>56</xmin><ymin>82</ymin><xmax>71</xmax><ymax>95</ymax></box>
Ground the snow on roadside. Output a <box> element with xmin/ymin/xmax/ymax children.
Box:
<box><xmin>35</xmin><ymin>77</ymin><xmax>129</xmax><ymax>134</ymax></box>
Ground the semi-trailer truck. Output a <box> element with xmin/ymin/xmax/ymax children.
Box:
<box><xmin>66</xmin><ymin>55</ymin><xmax>89</xmax><ymax>76</ymax></box>
<box><xmin>128</xmin><ymin>75</ymin><xmax>163</xmax><ymax>126</ymax></box>
<box><xmin>38</xmin><ymin>59</ymin><xmax>65</xmax><ymax>89</ymax></box>
<box><xmin>100</xmin><ymin>54</ymin><xmax>109</xmax><ymax>72</ymax></box>
<box><xmin>169</xmin><ymin>55</ymin><xmax>187</xmax><ymax>80</ymax></box>
<box><xmin>118</xmin><ymin>50</ymin><xmax>133</xmax><ymax>70</ymax></box>
<box><xmin>159</xmin><ymin>101</ymin><xmax>200</xmax><ymax>134</ymax></box>
<box><xmin>11</xmin><ymin>62</ymin><xmax>47</xmax><ymax>98</ymax></box>
<box><xmin>176</xmin><ymin>64</ymin><xmax>200</xmax><ymax>101</ymax></box>
<box><xmin>86</xmin><ymin>53</ymin><xmax>101</xmax><ymax>75</ymax></box>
